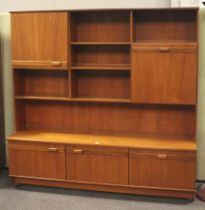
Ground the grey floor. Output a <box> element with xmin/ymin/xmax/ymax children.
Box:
<box><xmin>0</xmin><ymin>169</ymin><xmax>204</xmax><ymax>210</ymax></box>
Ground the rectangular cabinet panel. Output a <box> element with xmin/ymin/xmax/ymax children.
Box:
<box><xmin>66</xmin><ymin>145</ymin><xmax>128</xmax><ymax>185</ymax></box>
<box><xmin>129</xmin><ymin>149</ymin><xmax>196</xmax><ymax>190</ymax></box>
<box><xmin>12</xmin><ymin>12</ymin><xmax>68</xmax><ymax>69</ymax></box>
<box><xmin>132</xmin><ymin>43</ymin><xmax>197</xmax><ymax>104</ymax></box>
<box><xmin>9</xmin><ymin>141</ymin><xmax>66</xmax><ymax>179</ymax></box>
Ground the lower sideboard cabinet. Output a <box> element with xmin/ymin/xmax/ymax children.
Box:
<box><xmin>8</xmin><ymin>141</ymin><xmax>66</xmax><ymax>180</ymax></box>
<box><xmin>66</xmin><ymin>145</ymin><xmax>129</xmax><ymax>185</ymax></box>
<box><xmin>129</xmin><ymin>149</ymin><xmax>196</xmax><ymax>190</ymax></box>
<box><xmin>8</xmin><ymin>140</ymin><xmax>196</xmax><ymax>198</ymax></box>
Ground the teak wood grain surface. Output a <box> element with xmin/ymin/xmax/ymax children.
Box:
<box><xmin>8</xmin><ymin>9</ymin><xmax>198</xmax><ymax>199</ymax></box>
<box><xmin>132</xmin><ymin>43</ymin><xmax>197</xmax><ymax>104</ymax></box>
<box><xmin>12</xmin><ymin>12</ymin><xmax>69</xmax><ymax>69</ymax></box>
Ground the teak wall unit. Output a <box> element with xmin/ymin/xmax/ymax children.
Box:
<box><xmin>8</xmin><ymin>9</ymin><xmax>198</xmax><ymax>199</ymax></box>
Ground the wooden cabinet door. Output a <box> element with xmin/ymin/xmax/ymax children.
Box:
<box><xmin>9</xmin><ymin>141</ymin><xmax>66</xmax><ymax>180</ymax></box>
<box><xmin>129</xmin><ymin>149</ymin><xmax>196</xmax><ymax>189</ymax></box>
<box><xmin>11</xmin><ymin>12</ymin><xmax>68</xmax><ymax>69</ymax></box>
<box><xmin>66</xmin><ymin>145</ymin><xmax>128</xmax><ymax>185</ymax></box>
<box><xmin>132</xmin><ymin>43</ymin><xmax>197</xmax><ymax>104</ymax></box>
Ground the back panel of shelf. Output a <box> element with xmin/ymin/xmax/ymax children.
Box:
<box><xmin>70</xmin><ymin>11</ymin><xmax>130</xmax><ymax>43</ymax></box>
<box><xmin>15</xmin><ymin>100</ymin><xmax>196</xmax><ymax>139</ymax></box>
<box><xmin>71</xmin><ymin>70</ymin><xmax>130</xmax><ymax>99</ymax></box>
<box><xmin>133</xmin><ymin>9</ymin><xmax>197</xmax><ymax>43</ymax></box>
<box><xmin>14</xmin><ymin>69</ymin><xmax>69</xmax><ymax>98</ymax></box>
<box><xmin>71</xmin><ymin>45</ymin><xmax>130</xmax><ymax>68</ymax></box>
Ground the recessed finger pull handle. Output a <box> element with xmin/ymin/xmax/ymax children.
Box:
<box><xmin>157</xmin><ymin>154</ymin><xmax>168</xmax><ymax>159</ymax></box>
<box><xmin>73</xmin><ymin>149</ymin><xmax>83</xmax><ymax>154</ymax></box>
<box><xmin>51</xmin><ymin>61</ymin><xmax>62</xmax><ymax>67</ymax></box>
<box><xmin>159</xmin><ymin>48</ymin><xmax>170</xmax><ymax>52</ymax></box>
<box><xmin>48</xmin><ymin>147</ymin><xmax>58</xmax><ymax>152</ymax></box>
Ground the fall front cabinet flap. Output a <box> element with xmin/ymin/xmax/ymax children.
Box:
<box><xmin>131</xmin><ymin>43</ymin><xmax>197</xmax><ymax>105</ymax></box>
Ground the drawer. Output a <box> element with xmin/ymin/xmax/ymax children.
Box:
<box><xmin>66</xmin><ymin>145</ymin><xmax>128</xmax><ymax>185</ymax></box>
<box><xmin>9</xmin><ymin>141</ymin><xmax>66</xmax><ymax>179</ymax></box>
<box><xmin>129</xmin><ymin>149</ymin><xmax>196</xmax><ymax>189</ymax></box>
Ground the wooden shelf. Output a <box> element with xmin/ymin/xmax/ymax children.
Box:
<box><xmin>7</xmin><ymin>130</ymin><xmax>197</xmax><ymax>152</ymax></box>
<box><xmin>71</xmin><ymin>45</ymin><xmax>130</xmax><ymax>69</ymax></box>
<box><xmin>14</xmin><ymin>70</ymin><xmax>69</xmax><ymax>98</ymax></box>
<box><xmin>13</xmin><ymin>67</ymin><xmax>69</xmax><ymax>71</ymax></box>
<box><xmin>71</xmin><ymin>42</ymin><xmax>130</xmax><ymax>45</ymax></box>
<box><xmin>71</xmin><ymin>70</ymin><xmax>130</xmax><ymax>99</ymax></box>
<box><xmin>71</xmin><ymin>66</ymin><xmax>131</xmax><ymax>71</ymax></box>
<box><xmin>133</xmin><ymin>10</ymin><xmax>197</xmax><ymax>43</ymax></box>
<box><xmin>15</xmin><ymin>96</ymin><xmax>131</xmax><ymax>103</ymax></box>
<box><xmin>15</xmin><ymin>96</ymin><xmax>70</xmax><ymax>101</ymax></box>
<box><xmin>70</xmin><ymin>11</ymin><xmax>130</xmax><ymax>43</ymax></box>
<box><xmin>71</xmin><ymin>97</ymin><xmax>131</xmax><ymax>103</ymax></box>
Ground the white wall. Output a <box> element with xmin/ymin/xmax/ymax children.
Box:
<box><xmin>0</xmin><ymin>0</ymin><xmax>171</xmax><ymax>12</ymax></box>
<box><xmin>0</xmin><ymin>14</ymin><xmax>13</xmax><ymax>165</ymax></box>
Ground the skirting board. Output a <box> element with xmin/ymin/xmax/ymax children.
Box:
<box><xmin>12</xmin><ymin>176</ymin><xmax>195</xmax><ymax>199</ymax></box>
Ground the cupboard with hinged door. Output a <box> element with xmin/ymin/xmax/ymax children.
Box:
<box><xmin>12</xmin><ymin>12</ymin><xmax>69</xmax><ymax>69</ymax></box>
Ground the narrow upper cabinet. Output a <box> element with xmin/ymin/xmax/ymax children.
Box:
<box><xmin>11</xmin><ymin>12</ymin><xmax>68</xmax><ymax>69</ymax></box>
<box><xmin>132</xmin><ymin>43</ymin><xmax>197</xmax><ymax>104</ymax></box>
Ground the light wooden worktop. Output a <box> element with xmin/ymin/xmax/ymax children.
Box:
<box><xmin>7</xmin><ymin>130</ymin><xmax>197</xmax><ymax>152</ymax></box>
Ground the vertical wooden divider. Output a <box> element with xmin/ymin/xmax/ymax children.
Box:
<box><xmin>130</xmin><ymin>11</ymin><xmax>134</xmax><ymax>102</ymax></box>
<box><xmin>68</xmin><ymin>12</ymin><xmax>72</xmax><ymax>98</ymax></box>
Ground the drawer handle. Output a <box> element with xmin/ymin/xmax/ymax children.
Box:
<box><xmin>73</xmin><ymin>149</ymin><xmax>83</xmax><ymax>154</ymax></box>
<box><xmin>48</xmin><ymin>147</ymin><xmax>58</xmax><ymax>152</ymax></box>
<box><xmin>51</xmin><ymin>61</ymin><xmax>62</xmax><ymax>67</ymax></box>
<box><xmin>157</xmin><ymin>154</ymin><xmax>168</xmax><ymax>159</ymax></box>
<box><xmin>159</xmin><ymin>48</ymin><xmax>170</xmax><ymax>52</ymax></box>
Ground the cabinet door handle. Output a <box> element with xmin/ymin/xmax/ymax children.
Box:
<box><xmin>48</xmin><ymin>147</ymin><xmax>58</xmax><ymax>152</ymax></box>
<box><xmin>159</xmin><ymin>48</ymin><xmax>170</xmax><ymax>52</ymax></box>
<box><xmin>51</xmin><ymin>61</ymin><xmax>61</xmax><ymax>67</ymax></box>
<box><xmin>73</xmin><ymin>149</ymin><xmax>83</xmax><ymax>154</ymax></box>
<box><xmin>157</xmin><ymin>154</ymin><xmax>168</xmax><ymax>159</ymax></box>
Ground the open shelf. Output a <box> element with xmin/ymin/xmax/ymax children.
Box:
<box><xmin>71</xmin><ymin>70</ymin><xmax>130</xmax><ymax>99</ymax></box>
<box><xmin>14</xmin><ymin>69</ymin><xmax>69</xmax><ymax>98</ymax></box>
<box><xmin>71</xmin><ymin>45</ymin><xmax>130</xmax><ymax>68</ymax></box>
<box><xmin>70</xmin><ymin>11</ymin><xmax>130</xmax><ymax>43</ymax></box>
<box><xmin>14</xmin><ymin>100</ymin><xmax>196</xmax><ymax>138</ymax></box>
<box><xmin>133</xmin><ymin>10</ymin><xmax>197</xmax><ymax>43</ymax></box>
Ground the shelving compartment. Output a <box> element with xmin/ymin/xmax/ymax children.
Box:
<box><xmin>14</xmin><ymin>101</ymin><xmax>196</xmax><ymax>139</ymax></box>
<box><xmin>70</xmin><ymin>11</ymin><xmax>130</xmax><ymax>43</ymax></box>
<box><xmin>71</xmin><ymin>70</ymin><xmax>130</xmax><ymax>99</ymax></box>
<box><xmin>71</xmin><ymin>45</ymin><xmax>130</xmax><ymax>69</ymax></box>
<box><xmin>133</xmin><ymin>10</ymin><xmax>197</xmax><ymax>43</ymax></box>
<box><xmin>14</xmin><ymin>69</ymin><xmax>69</xmax><ymax>98</ymax></box>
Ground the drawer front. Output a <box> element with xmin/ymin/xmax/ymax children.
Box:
<box><xmin>66</xmin><ymin>145</ymin><xmax>128</xmax><ymax>185</ymax></box>
<box><xmin>129</xmin><ymin>149</ymin><xmax>196</xmax><ymax>189</ymax></box>
<box><xmin>9</xmin><ymin>141</ymin><xmax>66</xmax><ymax>180</ymax></box>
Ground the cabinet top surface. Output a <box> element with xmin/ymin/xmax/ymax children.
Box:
<box><xmin>8</xmin><ymin>131</ymin><xmax>197</xmax><ymax>152</ymax></box>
